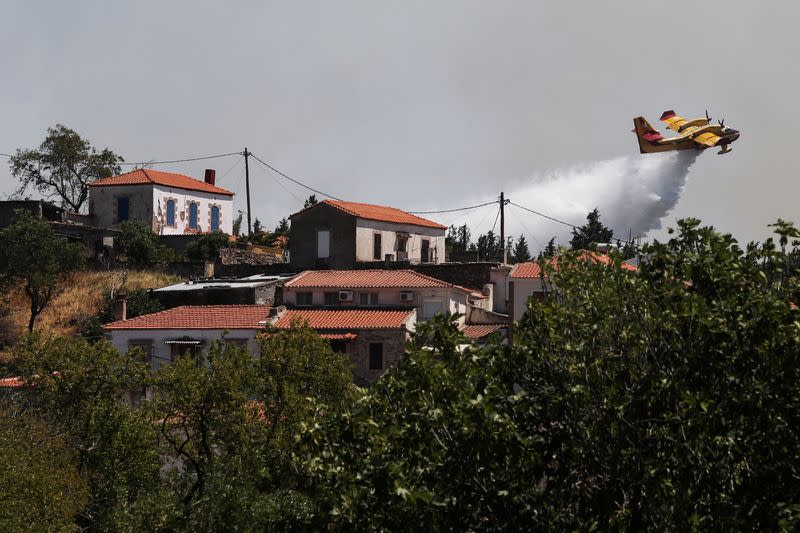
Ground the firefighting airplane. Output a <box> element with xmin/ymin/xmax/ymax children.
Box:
<box><xmin>633</xmin><ymin>110</ymin><xmax>740</xmax><ymax>155</ymax></box>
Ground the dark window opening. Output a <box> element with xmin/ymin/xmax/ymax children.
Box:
<box><xmin>170</xmin><ymin>343</ymin><xmax>201</xmax><ymax>364</ymax></box>
<box><xmin>369</xmin><ymin>343</ymin><xmax>384</xmax><ymax>370</ymax></box>
<box><xmin>421</xmin><ymin>239</ymin><xmax>430</xmax><ymax>263</ymax></box>
<box><xmin>373</xmin><ymin>233</ymin><xmax>382</xmax><ymax>260</ymax></box>
<box><xmin>330</xmin><ymin>340</ymin><xmax>348</xmax><ymax>353</ymax></box>
<box><xmin>324</xmin><ymin>292</ymin><xmax>341</xmax><ymax>306</ymax></box>
<box><xmin>117</xmin><ymin>197</ymin><xmax>129</xmax><ymax>222</ymax></box>
<box><xmin>296</xmin><ymin>292</ymin><xmax>313</xmax><ymax>306</ymax></box>
<box><xmin>359</xmin><ymin>292</ymin><xmax>379</xmax><ymax>306</ymax></box>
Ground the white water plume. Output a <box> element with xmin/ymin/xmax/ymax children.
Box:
<box><xmin>496</xmin><ymin>151</ymin><xmax>698</xmax><ymax>248</ymax></box>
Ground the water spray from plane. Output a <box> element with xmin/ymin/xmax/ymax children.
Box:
<box><xmin>450</xmin><ymin>151</ymin><xmax>698</xmax><ymax>250</ymax></box>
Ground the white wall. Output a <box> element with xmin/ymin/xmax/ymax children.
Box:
<box><xmin>105</xmin><ymin>328</ymin><xmax>260</xmax><ymax>372</ymax></box>
<box><xmin>89</xmin><ymin>184</ymin><xmax>233</xmax><ymax>234</ymax></box>
<box><xmin>510</xmin><ymin>278</ymin><xmax>546</xmax><ymax>321</ymax></box>
<box><xmin>152</xmin><ymin>185</ymin><xmax>233</xmax><ymax>235</ymax></box>
<box><xmin>355</xmin><ymin>219</ymin><xmax>446</xmax><ymax>264</ymax></box>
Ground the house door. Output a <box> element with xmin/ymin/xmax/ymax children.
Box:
<box><xmin>421</xmin><ymin>239</ymin><xmax>430</xmax><ymax>263</ymax></box>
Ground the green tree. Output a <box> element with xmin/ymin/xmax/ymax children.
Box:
<box><xmin>304</xmin><ymin>195</ymin><xmax>318</xmax><ymax>208</ymax></box>
<box><xmin>0</xmin><ymin>210</ymin><xmax>84</xmax><ymax>331</ymax></box>
<box><xmin>512</xmin><ymin>219</ymin><xmax>800</xmax><ymax>529</ymax></box>
<box><xmin>12</xmin><ymin>334</ymin><xmax>158</xmax><ymax>530</ymax></box>
<box><xmin>0</xmin><ymin>397</ymin><xmax>89</xmax><ymax>531</ymax></box>
<box><xmin>511</xmin><ymin>235</ymin><xmax>531</xmax><ymax>263</ymax></box>
<box><xmin>115</xmin><ymin>220</ymin><xmax>163</xmax><ymax>265</ymax></box>
<box><xmin>185</xmin><ymin>231</ymin><xmax>232</xmax><ymax>261</ymax></box>
<box><xmin>273</xmin><ymin>217</ymin><xmax>290</xmax><ymax>237</ymax></box>
<box><xmin>539</xmin><ymin>236</ymin><xmax>558</xmax><ymax>258</ymax></box>
<box><xmin>253</xmin><ymin>218</ymin><xmax>263</xmax><ymax>234</ymax></box>
<box><xmin>474</xmin><ymin>230</ymin><xmax>500</xmax><ymax>261</ymax></box>
<box><xmin>9</xmin><ymin>124</ymin><xmax>123</xmax><ymax>212</ymax></box>
<box><xmin>569</xmin><ymin>208</ymin><xmax>613</xmax><ymax>250</ymax></box>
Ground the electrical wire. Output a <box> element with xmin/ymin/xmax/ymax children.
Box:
<box><xmin>408</xmin><ymin>200</ymin><xmax>498</xmax><ymax>215</ymax></box>
<box><xmin>250</xmin><ymin>157</ymin><xmax>302</xmax><ymax>203</ymax></box>
<box><xmin>506</xmin><ymin>204</ymin><xmax>544</xmax><ymax>249</ymax></box>
<box><xmin>120</xmin><ymin>151</ymin><xmax>242</xmax><ymax>166</ymax></box>
<box><xmin>218</xmin><ymin>155</ymin><xmax>243</xmax><ymax>182</ymax></box>
<box><xmin>248</xmin><ymin>152</ymin><xmax>343</xmax><ymax>201</ymax></box>
<box><xmin>490</xmin><ymin>205</ymin><xmax>501</xmax><ymax>234</ymax></box>
<box><xmin>508</xmin><ymin>201</ymin><xmax>578</xmax><ymax>229</ymax></box>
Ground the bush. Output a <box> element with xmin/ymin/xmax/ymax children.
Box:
<box><xmin>115</xmin><ymin>220</ymin><xmax>164</xmax><ymax>265</ymax></box>
<box><xmin>184</xmin><ymin>231</ymin><xmax>231</xmax><ymax>261</ymax></box>
<box><xmin>78</xmin><ymin>289</ymin><xmax>163</xmax><ymax>343</ymax></box>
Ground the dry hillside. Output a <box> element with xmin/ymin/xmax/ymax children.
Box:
<box><xmin>2</xmin><ymin>269</ymin><xmax>180</xmax><ymax>339</ymax></box>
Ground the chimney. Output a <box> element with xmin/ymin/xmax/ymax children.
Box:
<box><xmin>204</xmin><ymin>168</ymin><xmax>216</xmax><ymax>185</ymax></box>
<box><xmin>114</xmin><ymin>292</ymin><xmax>127</xmax><ymax>322</ymax></box>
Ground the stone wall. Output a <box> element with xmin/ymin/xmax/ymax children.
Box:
<box><xmin>348</xmin><ymin>328</ymin><xmax>409</xmax><ymax>384</ymax></box>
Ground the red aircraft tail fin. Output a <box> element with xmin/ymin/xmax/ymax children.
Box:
<box><xmin>633</xmin><ymin>116</ymin><xmax>664</xmax><ymax>153</ymax></box>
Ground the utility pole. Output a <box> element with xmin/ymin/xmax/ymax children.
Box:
<box><xmin>243</xmin><ymin>147</ymin><xmax>252</xmax><ymax>236</ymax></box>
<box><xmin>500</xmin><ymin>191</ymin><xmax>507</xmax><ymax>264</ymax></box>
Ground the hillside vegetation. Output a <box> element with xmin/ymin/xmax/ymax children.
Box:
<box><xmin>2</xmin><ymin>269</ymin><xmax>179</xmax><ymax>338</ymax></box>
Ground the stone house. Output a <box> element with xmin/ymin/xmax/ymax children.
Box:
<box><xmin>89</xmin><ymin>168</ymin><xmax>234</xmax><ymax>235</ymax></box>
<box><xmin>289</xmin><ymin>199</ymin><xmax>446</xmax><ymax>269</ymax></box>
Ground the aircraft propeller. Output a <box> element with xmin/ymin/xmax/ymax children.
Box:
<box><xmin>705</xmin><ymin>110</ymin><xmax>711</xmax><ymax>122</ymax></box>
<box><xmin>718</xmin><ymin>118</ymin><xmax>725</xmax><ymax>128</ymax></box>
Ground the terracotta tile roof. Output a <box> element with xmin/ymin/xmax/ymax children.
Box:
<box><xmin>103</xmin><ymin>305</ymin><xmax>271</xmax><ymax>330</ymax></box>
<box><xmin>461</xmin><ymin>324</ymin><xmax>506</xmax><ymax>339</ymax></box>
<box><xmin>0</xmin><ymin>376</ymin><xmax>25</xmax><ymax>388</ymax></box>
<box><xmin>274</xmin><ymin>309</ymin><xmax>414</xmax><ymax>330</ymax></box>
<box><xmin>291</xmin><ymin>199</ymin><xmax>446</xmax><ymax>230</ymax></box>
<box><xmin>285</xmin><ymin>269</ymin><xmax>465</xmax><ymax>290</ymax></box>
<box><xmin>90</xmin><ymin>168</ymin><xmax>234</xmax><ymax>196</ymax></box>
<box><xmin>509</xmin><ymin>252</ymin><xmax>637</xmax><ymax>279</ymax></box>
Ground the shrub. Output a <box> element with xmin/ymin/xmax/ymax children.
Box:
<box><xmin>184</xmin><ymin>231</ymin><xmax>232</xmax><ymax>261</ymax></box>
<box><xmin>115</xmin><ymin>220</ymin><xmax>163</xmax><ymax>265</ymax></box>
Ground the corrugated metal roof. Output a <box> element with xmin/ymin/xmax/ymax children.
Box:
<box><xmin>274</xmin><ymin>309</ymin><xmax>413</xmax><ymax>330</ymax></box>
<box><xmin>90</xmin><ymin>168</ymin><xmax>234</xmax><ymax>196</ymax></box>
<box><xmin>291</xmin><ymin>199</ymin><xmax>446</xmax><ymax>230</ymax></box>
<box><xmin>103</xmin><ymin>305</ymin><xmax>271</xmax><ymax>330</ymax></box>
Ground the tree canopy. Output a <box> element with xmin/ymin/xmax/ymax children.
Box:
<box><xmin>0</xmin><ymin>210</ymin><xmax>84</xmax><ymax>330</ymax></box>
<box><xmin>570</xmin><ymin>208</ymin><xmax>613</xmax><ymax>250</ymax></box>
<box><xmin>9</xmin><ymin>124</ymin><xmax>123</xmax><ymax>212</ymax></box>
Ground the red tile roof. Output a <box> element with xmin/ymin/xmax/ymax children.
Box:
<box><xmin>291</xmin><ymin>199</ymin><xmax>446</xmax><ymax>230</ymax></box>
<box><xmin>509</xmin><ymin>252</ymin><xmax>637</xmax><ymax>279</ymax></box>
<box><xmin>0</xmin><ymin>376</ymin><xmax>25</xmax><ymax>388</ymax></box>
<box><xmin>103</xmin><ymin>305</ymin><xmax>271</xmax><ymax>330</ymax></box>
<box><xmin>274</xmin><ymin>309</ymin><xmax>414</xmax><ymax>330</ymax></box>
<box><xmin>285</xmin><ymin>269</ymin><xmax>466</xmax><ymax>290</ymax></box>
<box><xmin>461</xmin><ymin>324</ymin><xmax>506</xmax><ymax>339</ymax></box>
<box><xmin>90</xmin><ymin>168</ymin><xmax>234</xmax><ymax>196</ymax></box>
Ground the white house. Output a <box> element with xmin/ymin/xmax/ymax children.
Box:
<box><xmin>89</xmin><ymin>168</ymin><xmax>234</xmax><ymax>235</ymax></box>
<box><xmin>282</xmin><ymin>269</ymin><xmax>480</xmax><ymax>323</ymax></box>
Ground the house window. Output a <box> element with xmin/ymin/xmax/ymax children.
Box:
<box><xmin>189</xmin><ymin>202</ymin><xmax>199</xmax><ymax>229</ymax></box>
<box><xmin>422</xmin><ymin>299</ymin><xmax>444</xmax><ymax>320</ymax></box>
<box><xmin>317</xmin><ymin>230</ymin><xmax>330</xmax><ymax>259</ymax></box>
<box><xmin>359</xmin><ymin>292</ymin><xmax>379</xmax><ymax>306</ymax></box>
<box><xmin>296</xmin><ymin>292</ymin><xmax>313</xmax><ymax>306</ymax></box>
<box><xmin>128</xmin><ymin>340</ymin><xmax>153</xmax><ymax>366</ymax></box>
<box><xmin>369</xmin><ymin>343</ymin><xmax>384</xmax><ymax>370</ymax></box>
<box><xmin>421</xmin><ymin>239</ymin><xmax>430</xmax><ymax>263</ymax></box>
<box><xmin>324</xmin><ymin>292</ymin><xmax>341</xmax><ymax>306</ymax></box>
<box><xmin>373</xmin><ymin>233</ymin><xmax>382</xmax><ymax>260</ymax></box>
<box><xmin>169</xmin><ymin>342</ymin><xmax>201</xmax><ymax>363</ymax></box>
<box><xmin>166</xmin><ymin>199</ymin><xmax>176</xmax><ymax>226</ymax></box>
<box><xmin>117</xmin><ymin>197</ymin><xmax>129</xmax><ymax>222</ymax></box>
<box><xmin>210</xmin><ymin>205</ymin><xmax>220</xmax><ymax>231</ymax></box>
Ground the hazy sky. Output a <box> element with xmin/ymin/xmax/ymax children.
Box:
<box><xmin>2</xmin><ymin>2</ymin><xmax>797</xmax><ymax>250</ymax></box>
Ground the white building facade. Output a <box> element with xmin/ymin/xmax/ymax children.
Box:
<box><xmin>89</xmin><ymin>168</ymin><xmax>234</xmax><ymax>235</ymax></box>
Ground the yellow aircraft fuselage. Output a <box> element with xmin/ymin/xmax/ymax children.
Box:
<box><xmin>633</xmin><ymin>111</ymin><xmax>740</xmax><ymax>155</ymax></box>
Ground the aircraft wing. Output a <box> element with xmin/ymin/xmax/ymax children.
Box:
<box><xmin>691</xmin><ymin>132</ymin><xmax>720</xmax><ymax>147</ymax></box>
<box><xmin>660</xmin><ymin>110</ymin><xmax>689</xmax><ymax>132</ymax></box>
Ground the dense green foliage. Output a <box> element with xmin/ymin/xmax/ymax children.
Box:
<box><xmin>78</xmin><ymin>288</ymin><xmax>164</xmax><ymax>343</ymax></box>
<box><xmin>3</xmin><ymin>219</ymin><xmax>800</xmax><ymax>530</ymax></box>
<box><xmin>570</xmin><ymin>207</ymin><xmax>613</xmax><ymax>250</ymax></box>
<box><xmin>184</xmin><ymin>231</ymin><xmax>232</xmax><ymax>260</ymax></box>
<box><xmin>115</xmin><ymin>220</ymin><xmax>165</xmax><ymax>265</ymax></box>
<box><xmin>511</xmin><ymin>234</ymin><xmax>531</xmax><ymax>262</ymax></box>
<box><xmin>0</xmin><ymin>210</ymin><xmax>85</xmax><ymax>330</ymax></box>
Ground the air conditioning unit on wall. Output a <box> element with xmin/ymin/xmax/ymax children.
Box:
<box><xmin>400</xmin><ymin>291</ymin><xmax>414</xmax><ymax>302</ymax></box>
<box><xmin>339</xmin><ymin>290</ymin><xmax>354</xmax><ymax>302</ymax></box>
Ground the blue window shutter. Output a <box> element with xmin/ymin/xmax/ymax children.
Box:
<box><xmin>211</xmin><ymin>206</ymin><xmax>219</xmax><ymax>231</ymax></box>
<box><xmin>189</xmin><ymin>203</ymin><xmax>198</xmax><ymax>228</ymax></box>
<box><xmin>166</xmin><ymin>200</ymin><xmax>175</xmax><ymax>226</ymax></box>
<box><xmin>117</xmin><ymin>197</ymin><xmax>129</xmax><ymax>222</ymax></box>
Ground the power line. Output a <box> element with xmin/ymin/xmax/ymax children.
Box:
<box><xmin>120</xmin><ymin>151</ymin><xmax>242</xmax><ymax>166</ymax></box>
<box><xmin>509</xmin><ymin>201</ymin><xmax>578</xmax><ymax>229</ymax></box>
<box><xmin>408</xmin><ymin>200</ymin><xmax>499</xmax><ymax>215</ymax></box>
<box><xmin>490</xmin><ymin>204</ymin><xmax>501</xmax><ymax>234</ymax></box>
<box><xmin>248</xmin><ymin>152</ymin><xmax>343</xmax><ymax>201</ymax></box>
